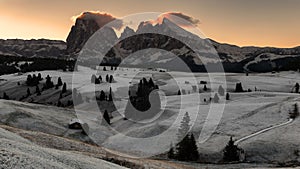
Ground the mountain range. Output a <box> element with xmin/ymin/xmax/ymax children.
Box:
<box><xmin>1</xmin><ymin>16</ymin><xmax>300</xmax><ymax>72</ymax></box>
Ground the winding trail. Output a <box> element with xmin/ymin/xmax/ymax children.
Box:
<box><xmin>235</xmin><ymin>118</ymin><xmax>294</xmax><ymax>145</ymax></box>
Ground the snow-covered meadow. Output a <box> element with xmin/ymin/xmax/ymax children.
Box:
<box><xmin>0</xmin><ymin>66</ymin><xmax>300</xmax><ymax>165</ymax></box>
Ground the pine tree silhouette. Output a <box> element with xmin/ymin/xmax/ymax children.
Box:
<box><xmin>223</xmin><ymin>137</ymin><xmax>240</xmax><ymax>162</ymax></box>
<box><xmin>226</xmin><ymin>93</ymin><xmax>230</xmax><ymax>100</ymax></box>
<box><xmin>45</xmin><ymin>75</ymin><xmax>54</xmax><ymax>89</ymax></box>
<box><xmin>235</xmin><ymin>83</ymin><xmax>244</xmax><ymax>92</ymax></box>
<box><xmin>57</xmin><ymin>77</ymin><xmax>63</xmax><ymax>86</ymax></box>
<box><xmin>188</xmin><ymin>133</ymin><xmax>199</xmax><ymax>161</ymax></box>
<box><xmin>108</xmin><ymin>87</ymin><xmax>113</xmax><ymax>101</ymax></box>
<box><xmin>27</xmin><ymin>88</ymin><xmax>31</xmax><ymax>97</ymax></box>
<box><xmin>36</xmin><ymin>85</ymin><xmax>41</xmax><ymax>96</ymax></box>
<box><xmin>3</xmin><ymin>92</ymin><xmax>9</xmax><ymax>100</ymax></box>
<box><xmin>203</xmin><ymin>85</ymin><xmax>208</xmax><ymax>91</ymax></box>
<box><xmin>295</xmin><ymin>83</ymin><xmax>299</xmax><ymax>93</ymax></box>
<box><xmin>167</xmin><ymin>144</ymin><xmax>175</xmax><ymax>159</ymax></box>
<box><xmin>109</xmin><ymin>75</ymin><xmax>114</xmax><ymax>83</ymax></box>
<box><xmin>98</xmin><ymin>75</ymin><xmax>102</xmax><ymax>83</ymax></box>
<box><xmin>37</xmin><ymin>73</ymin><xmax>42</xmax><ymax>81</ymax></box>
<box><xmin>103</xmin><ymin>110</ymin><xmax>110</xmax><ymax>125</ymax></box>
<box><xmin>106</xmin><ymin>74</ymin><xmax>109</xmax><ymax>82</ymax></box>
<box><xmin>62</xmin><ymin>83</ymin><xmax>67</xmax><ymax>93</ymax></box>
<box><xmin>175</xmin><ymin>133</ymin><xmax>199</xmax><ymax>161</ymax></box>
<box><xmin>99</xmin><ymin>90</ymin><xmax>106</xmax><ymax>101</ymax></box>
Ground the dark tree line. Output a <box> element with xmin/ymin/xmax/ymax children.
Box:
<box><xmin>26</xmin><ymin>73</ymin><xmax>42</xmax><ymax>86</ymax></box>
<box><xmin>97</xmin><ymin>87</ymin><xmax>113</xmax><ymax>101</ymax></box>
<box><xmin>91</xmin><ymin>74</ymin><xmax>114</xmax><ymax>84</ymax></box>
<box><xmin>0</xmin><ymin>55</ymin><xmax>75</xmax><ymax>75</ymax></box>
<box><xmin>130</xmin><ymin>77</ymin><xmax>158</xmax><ymax>111</ymax></box>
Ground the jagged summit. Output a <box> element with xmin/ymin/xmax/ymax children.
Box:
<box><xmin>120</xmin><ymin>26</ymin><xmax>135</xmax><ymax>39</ymax></box>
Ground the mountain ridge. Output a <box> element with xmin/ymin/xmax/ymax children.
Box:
<box><xmin>1</xmin><ymin>17</ymin><xmax>300</xmax><ymax>72</ymax></box>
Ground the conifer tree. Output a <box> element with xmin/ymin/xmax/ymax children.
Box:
<box><xmin>295</xmin><ymin>83</ymin><xmax>300</xmax><ymax>93</ymax></box>
<box><xmin>178</xmin><ymin>90</ymin><xmax>181</xmax><ymax>95</ymax></box>
<box><xmin>26</xmin><ymin>75</ymin><xmax>32</xmax><ymax>86</ymax></box>
<box><xmin>106</xmin><ymin>74</ymin><xmax>109</xmax><ymax>82</ymax></box>
<box><xmin>27</xmin><ymin>88</ymin><xmax>31</xmax><ymax>97</ymax></box>
<box><xmin>109</xmin><ymin>75</ymin><xmax>114</xmax><ymax>83</ymax></box>
<box><xmin>62</xmin><ymin>83</ymin><xmax>67</xmax><ymax>93</ymax></box>
<box><xmin>148</xmin><ymin>78</ymin><xmax>155</xmax><ymax>87</ymax></box>
<box><xmin>103</xmin><ymin>66</ymin><xmax>107</xmax><ymax>71</ymax></box>
<box><xmin>223</xmin><ymin>137</ymin><xmax>240</xmax><ymax>162</ymax></box>
<box><xmin>235</xmin><ymin>82</ymin><xmax>244</xmax><ymax>92</ymax></box>
<box><xmin>103</xmin><ymin>110</ymin><xmax>110</xmax><ymax>125</ymax></box>
<box><xmin>188</xmin><ymin>133</ymin><xmax>199</xmax><ymax>161</ymax></box>
<box><xmin>57</xmin><ymin>100</ymin><xmax>62</xmax><ymax>107</ymax></box>
<box><xmin>213</xmin><ymin>93</ymin><xmax>219</xmax><ymax>103</ymax></box>
<box><xmin>175</xmin><ymin>133</ymin><xmax>199</xmax><ymax>161</ymax></box>
<box><xmin>3</xmin><ymin>92</ymin><xmax>9</xmax><ymax>100</ymax></box>
<box><xmin>203</xmin><ymin>85</ymin><xmax>208</xmax><ymax>91</ymax></box>
<box><xmin>226</xmin><ymin>93</ymin><xmax>230</xmax><ymax>100</ymax></box>
<box><xmin>99</xmin><ymin>90</ymin><xmax>106</xmax><ymax>101</ymax></box>
<box><xmin>177</xmin><ymin>112</ymin><xmax>190</xmax><ymax>141</ymax></box>
<box><xmin>98</xmin><ymin>75</ymin><xmax>102</xmax><ymax>83</ymax></box>
<box><xmin>36</xmin><ymin>85</ymin><xmax>41</xmax><ymax>96</ymax></box>
<box><xmin>57</xmin><ymin>77</ymin><xmax>63</xmax><ymax>86</ymax></box>
<box><xmin>37</xmin><ymin>73</ymin><xmax>42</xmax><ymax>81</ymax></box>
<box><xmin>167</xmin><ymin>144</ymin><xmax>175</xmax><ymax>159</ymax></box>
<box><xmin>45</xmin><ymin>75</ymin><xmax>54</xmax><ymax>89</ymax></box>
<box><xmin>95</xmin><ymin>77</ymin><xmax>100</xmax><ymax>84</ymax></box>
<box><xmin>218</xmin><ymin>85</ymin><xmax>225</xmax><ymax>96</ymax></box>
<box><xmin>108</xmin><ymin>87</ymin><xmax>113</xmax><ymax>101</ymax></box>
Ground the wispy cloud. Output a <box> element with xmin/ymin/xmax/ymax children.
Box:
<box><xmin>148</xmin><ymin>12</ymin><xmax>200</xmax><ymax>28</ymax></box>
<box><xmin>71</xmin><ymin>11</ymin><xmax>123</xmax><ymax>30</ymax></box>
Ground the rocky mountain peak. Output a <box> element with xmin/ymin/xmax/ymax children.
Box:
<box><xmin>120</xmin><ymin>26</ymin><xmax>135</xmax><ymax>40</ymax></box>
<box><xmin>66</xmin><ymin>18</ymin><xmax>100</xmax><ymax>54</ymax></box>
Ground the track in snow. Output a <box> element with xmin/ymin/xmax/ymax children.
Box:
<box><xmin>235</xmin><ymin>118</ymin><xmax>294</xmax><ymax>145</ymax></box>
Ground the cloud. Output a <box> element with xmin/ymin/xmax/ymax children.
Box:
<box><xmin>71</xmin><ymin>11</ymin><xmax>123</xmax><ymax>30</ymax></box>
<box><xmin>149</xmin><ymin>12</ymin><xmax>200</xmax><ymax>28</ymax></box>
<box><xmin>163</xmin><ymin>12</ymin><xmax>201</xmax><ymax>25</ymax></box>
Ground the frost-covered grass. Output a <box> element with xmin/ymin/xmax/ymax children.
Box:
<box><xmin>1</xmin><ymin>66</ymin><xmax>300</xmax><ymax>165</ymax></box>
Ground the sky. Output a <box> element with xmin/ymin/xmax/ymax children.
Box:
<box><xmin>0</xmin><ymin>0</ymin><xmax>299</xmax><ymax>48</ymax></box>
